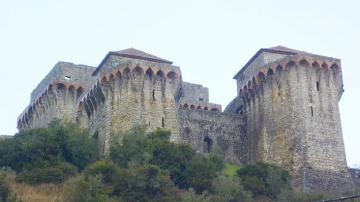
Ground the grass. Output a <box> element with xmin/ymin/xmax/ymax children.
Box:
<box><xmin>223</xmin><ymin>163</ymin><xmax>240</xmax><ymax>176</ymax></box>
<box><xmin>5</xmin><ymin>171</ymin><xmax>65</xmax><ymax>202</ymax></box>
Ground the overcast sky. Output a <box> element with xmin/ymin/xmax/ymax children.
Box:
<box><xmin>0</xmin><ymin>0</ymin><xmax>359</xmax><ymax>167</ymax></box>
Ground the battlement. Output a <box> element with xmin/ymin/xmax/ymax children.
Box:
<box><xmin>17</xmin><ymin>46</ymin><xmax>352</xmax><ymax>193</ymax></box>
<box><xmin>233</xmin><ymin>46</ymin><xmax>343</xmax><ymax>99</ymax></box>
<box><xmin>93</xmin><ymin>48</ymin><xmax>181</xmax><ymax>81</ymax></box>
<box><xmin>31</xmin><ymin>62</ymin><xmax>95</xmax><ymax>103</ymax></box>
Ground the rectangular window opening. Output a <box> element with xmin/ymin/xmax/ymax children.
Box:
<box><xmin>199</xmin><ymin>98</ymin><xmax>204</xmax><ymax>101</ymax></box>
<box><xmin>316</xmin><ymin>81</ymin><xmax>320</xmax><ymax>91</ymax></box>
<box><xmin>311</xmin><ymin>106</ymin><xmax>314</xmax><ymax>116</ymax></box>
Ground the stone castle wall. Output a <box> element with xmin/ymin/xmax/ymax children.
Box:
<box><xmin>231</xmin><ymin>53</ymin><xmax>351</xmax><ymax>192</ymax></box>
<box><xmin>17</xmin><ymin>47</ymin><xmax>354</xmax><ymax>193</ymax></box>
<box><xmin>18</xmin><ymin>62</ymin><xmax>95</xmax><ymax>129</ymax></box>
<box><xmin>177</xmin><ymin>107</ymin><xmax>247</xmax><ymax>164</ymax></box>
<box><xmin>77</xmin><ymin>57</ymin><xmax>182</xmax><ymax>154</ymax></box>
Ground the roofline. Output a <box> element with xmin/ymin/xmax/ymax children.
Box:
<box><xmin>92</xmin><ymin>51</ymin><xmax>173</xmax><ymax>76</ymax></box>
<box><xmin>232</xmin><ymin>48</ymin><xmax>298</xmax><ymax>79</ymax></box>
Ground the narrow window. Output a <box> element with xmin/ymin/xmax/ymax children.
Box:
<box><xmin>148</xmin><ymin>121</ymin><xmax>150</xmax><ymax>127</ymax></box>
<box><xmin>161</xmin><ymin>117</ymin><xmax>165</xmax><ymax>128</ymax></box>
<box><xmin>311</xmin><ymin>106</ymin><xmax>314</xmax><ymax>116</ymax></box>
<box><xmin>152</xmin><ymin>89</ymin><xmax>155</xmax><ymax>100</ymax></box>
<box><xmin>204</xmin><ymin>137</ymin><xmax>213</xmax><ymax>153</ymax></box>
<box><xmin>316</xmin><ymin>81</ymin><xmax>320</xmax><ymax>91</ymax></box>
<box><xmin>64</xmin><ymin>76</ymin><xmax>71</xmax><ymax>80</ymax></box>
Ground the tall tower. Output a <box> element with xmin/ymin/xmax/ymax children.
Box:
<box><xmin>228</xmin><ymin>46</ymin><xmax>352</xmax><ymax>192</ymax></box>
<box><xmin>76</xmin><ymin>48</ymin><xmax>182</xmax><ymax>154</ymax></box>
<box><xmin>17</xmin><ymin>62</ymin><xmax>95</xmax><ymax>129</ymax></box>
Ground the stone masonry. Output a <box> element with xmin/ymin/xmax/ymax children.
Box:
<box><xmin>18</xmin><ymin>46</ymin><xmax>354</xmax><ymax>193</ymax></box>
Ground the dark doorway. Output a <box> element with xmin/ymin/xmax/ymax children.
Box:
<box><xmin>203</xmin><ymin>136</ymin><xmax>213</xmax><ymax>153</ymax></box>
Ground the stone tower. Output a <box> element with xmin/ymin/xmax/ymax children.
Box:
<box><xmin>76</xmin><ymin>48</ymin><xmax>182</xmax><ymax>154</ymax></box>
<box><xmin>228</xmin><ymin>46</ymin><xmax>352</xmax><ymax>192</ymax></box>
<box><xmin>17</xmin><ymin>62</ymin><xmax>95</xmax><ymax>129</ymax></box>
<box><xmin>17</xmin><ymin>46</ymin><xmax>354</xmax><ymax>193</ymax></box>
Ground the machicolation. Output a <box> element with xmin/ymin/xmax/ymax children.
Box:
<box><xmin>17</xmin><ymin>46</ymin><xmax>354</xmax><ymax>193</ymax></box>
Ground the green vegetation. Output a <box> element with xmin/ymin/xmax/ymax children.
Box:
<box><xmin>237</xmin><ymin>162</ymin><xmax>291</xmax><ymax>199</ymax></box>
<box><xmin>0</xmin><ymin>172</ymin><xmax>10</xmax><ymax>202</ymax></box>
<box><xmin>223</xmin><ymin>162</ymin><xmax>240</xmax><ymax>176</ymax></box>
<box><xmin>0</xmin><ymin>171</ymin><xmax>21</xmax><ymax>202</ymax></box>
<box><xmin>0</xmin><ymin>123</ymin><xmax>337</xmax><ymax>201</ymax></box>
<box><xmin>0</xmin><ymin>120</ymin><xmax>98</xmax><ymax>184</ymax></box>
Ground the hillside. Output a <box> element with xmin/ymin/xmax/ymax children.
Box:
<box><xmin>0</xmin><ymin>121</ymin><xmax>358</xmax><ymax>201</ymax></box>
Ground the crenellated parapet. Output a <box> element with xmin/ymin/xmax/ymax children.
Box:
<box><xmin>18</xmin><ymin>80</ymin><xmax>86</xmax><ymax>129</ymax></box>
<box><xmin>228</xmin><ymin>46</ymin><xmax>351</xmax><ymax>193</ymax></box>
<box><xmin>180</xmin><ymin>102</ymin><xmax>221</xmax><ymax>112</ymax></box>
<box><xmin>237</xmin><ymin>53</ymin><xmax>343</xmax><ymax>102</ymax></box>
<box><xmin>18</xmin><ymin>61</ymin><xmax>95</xmax><ymax>130</ymax></box>
<box><xmin>17</xmin><ymin>46</ymin><xmax>352</xmax><ymax>193</ymax></box>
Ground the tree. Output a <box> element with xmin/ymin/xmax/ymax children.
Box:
<box><xmin>0</xmin><ymin>120</ymin><xmax>98</xmax><ymax>184</ymax></box>
<box><xmin>236</xmin><ymin>162</ymin><xmax>291</xmax><ymax>199</ymax></box>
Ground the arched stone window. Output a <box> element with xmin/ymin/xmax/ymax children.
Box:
<box><xmin>285</xmin><ymin>61</ymin><xmax>296</xmax><ymax>69</ymax></box>
<box><xmin>183</xmin><ymin>104</ymin><xmax>189</xmax><ymax>108</ymax></box>
<box><xmin>56</xmin><ymin>83</ymin><xmax>66</xmax><ymax>90</ymax></box>
<box><xmin>204</xmin><ymin>107</ymin><xmax>208</xmax><ymax>110</ymax></box>
<box><xmin>146</xmin><ymin>68</ymin><xmax>154</xmax><ymax>77</ymax></box>
<box><xmin>257</xmin><ymin>72</ymin><xmax>266</xmax><ymax>83</ymax></box>
<box><xmin>133</xmin><ymin>66</ymin><xmax>143</xmax><ymax>76</ymax></box>
<box><xmin>299</xmin><ymin>59</ymin><xmax>310</xmax><ymax>67</ymax></box>
<box><xmin>123</xmin><ymin>68</ymin><xmax>131</xmax><ymax>78</ymax></box>
<box><xmin>190</xmin><ymin>105</ymin><xmax>195</xmax><ymax>109</ymax></box>
<box><xmin>68</xmin><ymin>85</ymin><xmax>76</xmax><ymax>100</ymax></box>
<box><xmin>203</xmin><ymin>136</ymin><xmax>213</xmax><ymax>153</ymax></box>
<box><xmin>156</xmin><ymin>70</ymin><xmax>165</xmax><ymax>79</ymax></box>
<box><xmin>197</xmin><ymin>106</ymin><xmax>202</xmax><ymax>110</ymax></box>
<box><xmin>167</xmin><ymin>71</ymin><xmax>178</xmax><ymax>80</ymax></box>
<box><xmin>247</xmin><ymin>80</ymin><xmax>252</xmax><ymax>89</ymax></box>
<box><xmin>312</xmin><ymin>62</ymin><xmax>320</xmax><ymax>68</ymax></box>
<box><xmin>211</xmin><ymin>108</ymin><xmax>218</xmax><ymax>112</ymax></box>
<box><xmin>116</xmin><ymin>71</ymin><xmax>122</xmax><ymax>79</ymax></box>
<box><xmin>330</xmin><ymin>64</ymin><xmax>339</xmax><ymax>77</ymax></box>
<box><xmin>267</xmin><ymin>68</ymin><xmax>274</xmax><ymax>77</ymax></box>
<box><xmin>77</xmin><ymin>87</ymin><xmax>84</xmax><ymax>99</ymax></box>
<box><xmin>109</xmin><ymin>73</ymin><xmax>115</xmax><ymax>81</ymax></box>
<box><xmin>276</xmin><ymin>65</ymin><xmax>283</xmax><ymax>74</ymax></box>
<box><xmin>101</xmin><ymin>76</ymin><xmax>107</xmax><ymax>84</ymax></box>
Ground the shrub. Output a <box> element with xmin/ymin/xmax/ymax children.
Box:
<box><xmin>16</xmin><ymin>162</ymin><xmax>77</xmax><ymax>184</ymax></box>
<box><xmin>210</xmin><ymin>175</ymin><xmax>252</xmax><ymax>202</ymax></box>
<box><xmin>0</xmin><ymin>172</ymin><xmax>9</xmax><ymax>202</ymax></box>
<box><xmin>109</xmin><ymin>127</ymin><xmax>224</xmax><ymax>194</ymax></box>
<box><xmin>181</xmin><ymin>154</ymin><xmax>224</xmax><ymax>193</ymax></box>
<box><xmin>0</xmin><ymin>120</ymin><xmax>98</xmax><ymax>184</ymax></box>
<box><xmin>64</xmin><ymin>174</ymin><xmax>116</xmax><ymax>202</ymax></box>
<box><xmin>237</xmin><ymin>162</ymin><xmax>291</xmax><ymax>199</ymax></box>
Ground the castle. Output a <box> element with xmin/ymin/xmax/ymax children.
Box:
<box><xmin>17</xmin><ymin>46</ymin><xmax>354</xmax><ymax>192</ymax></box>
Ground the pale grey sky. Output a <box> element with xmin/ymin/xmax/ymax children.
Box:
<box><xmin>0</xmin><ymin>0</ymin><xmax>359</xmax><ymax>167</ymax></box>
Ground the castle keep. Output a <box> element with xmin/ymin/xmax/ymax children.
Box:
<box><xmin>17</xmin><ymin>46</ymin><xmax>353</xmax><ymax>192</ymax></box>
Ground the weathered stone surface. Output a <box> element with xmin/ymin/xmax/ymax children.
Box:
<box><xmin>178</xmin><ymin>108</ymin><xmax>247</xmax><ymax>164</ymax></box>
<box><xmin>17</xmin><ymin>47</ymin><xmax>353</xmax><ymax>193</ymax></box>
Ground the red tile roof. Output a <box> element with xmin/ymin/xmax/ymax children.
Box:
<box><xmin>113</xmin><ymin>48</ymin><xmax>173</xmax><ymax>64</ymax></box>
<box><xmin>93</xmin><ymin>48</ymin><xmax>173</xmax><ymax>75</ymax></box>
